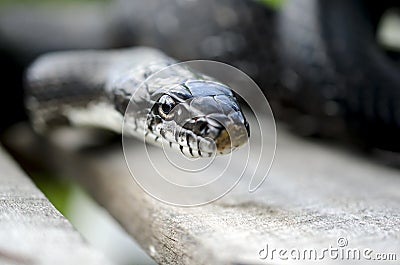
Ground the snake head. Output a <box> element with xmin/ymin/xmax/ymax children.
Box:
<box><xmin>147</xmin><ymin>80</ymin><xmax>250</xmax><ymax>157</ymax></box>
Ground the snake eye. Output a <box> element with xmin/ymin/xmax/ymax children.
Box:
<box><xmin>157</xmin><ymin>94</ymin><xmax>176</xmax><ymax>120</ymax></box>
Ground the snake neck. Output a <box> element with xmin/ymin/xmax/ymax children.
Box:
<box><xmin>25</xmin><ymin>47</ymin><xmax>176</xmax><ymax>133</ymax></box>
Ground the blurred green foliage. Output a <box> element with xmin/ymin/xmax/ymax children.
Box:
<box><xmin>258</xmin><ymin>0</ymin><xmax>285</xmax><ymax>9</ymax></box>
<box><xmin>31</xmin><ymin>172</ymin><xmax>74</xmax><ymax>216</ymax></box>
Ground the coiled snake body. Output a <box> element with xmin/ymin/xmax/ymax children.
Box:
<box><xmin>26</xmin><ymin>47</ymin><xmax>250</xmax><ymax>157</ymax></box>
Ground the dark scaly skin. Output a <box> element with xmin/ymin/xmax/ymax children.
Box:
<box><xmin>0</xmin><ymin>0</ymin><xmax>276</xmax><ymax>138</ymax></box>
<box><xmin>26</xmin><ymin>47</ymin><xmax>250</xmax><ymax>157</ymax></box>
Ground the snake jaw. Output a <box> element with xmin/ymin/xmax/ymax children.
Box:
<box><xmin>173</xmin><ymin>110</ymin><xmax>249</xmax><ymax>157</ymax></box>
<box><xmin>146</xmin><ymin>112</ymin><xmax>249</xmax><ymax>158</ymax></box>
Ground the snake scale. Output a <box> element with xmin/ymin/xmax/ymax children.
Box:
<box><xmin>25</xmin><ymin>47</ymin><xmax>250</xmax><ymax>157</ymax></box>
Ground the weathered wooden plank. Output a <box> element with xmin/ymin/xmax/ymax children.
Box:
<box><xmin>4</xmin><ymin>123</ymin><xmax>400</xmax><ymax>264</ymax></box>
<box><xmin>0</xmin><ymin>145</ymin><xmax>115</xmax><ymax>265</ymax></box>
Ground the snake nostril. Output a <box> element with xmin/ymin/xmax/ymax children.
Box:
<box><xmin>194</xmin><ymin>119</ymin><xmax>208</xmax><ymax>135</ymax></box>
<box><xmin>199</xmin><ymin>123</ymin><xmax>207</xmax><ymax>133</ymax></box>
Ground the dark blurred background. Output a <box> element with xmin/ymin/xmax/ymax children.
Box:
<box><xmin>0</xmin><ymin>0</ymin><xmax>280</xmax><ymax>132</ymax></box>
<box><xmin>1</xmin><ymin>0</ymin><xmax>400</xmax><ymax>151</ymax></box>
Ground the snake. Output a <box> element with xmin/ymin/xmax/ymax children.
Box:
<box><xmin>4</xmin><ymin>0</ymin><xmax>398</xmax><ymax>156</ymax></box>
<box><xmin>25</xmin><ymin>47</ymin><xmax>250</xmax><ymax>158</ymax></box>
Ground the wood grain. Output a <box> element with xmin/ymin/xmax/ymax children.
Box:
<box><xmin>4</xmin><ymin>123</ymin><xmax>400</xmax><ymax>264</ymax></box>
<box><xmin>0</xmin><ymin>145</ymin><xmax>114</xmax><ymax>265</ymax></box>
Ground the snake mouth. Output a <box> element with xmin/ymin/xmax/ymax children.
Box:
<box><xmin>148</xmin><ymin>115</ymin><xmax>248</xmax><ymax>158</ymax></box>
<box><xmin>179</xmin><ymin>114</ymin><xmax>249</xmax><ymax>156</ymax></box>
